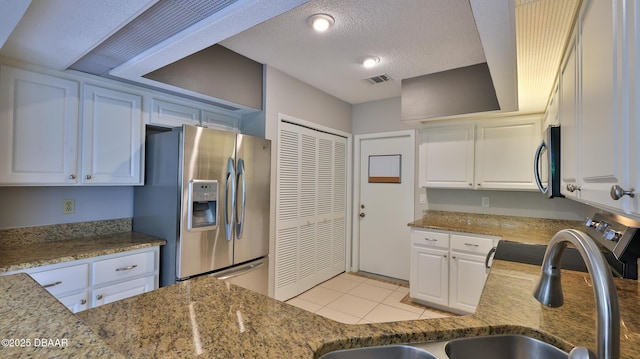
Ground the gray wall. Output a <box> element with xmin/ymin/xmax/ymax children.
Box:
<box><xmin>265</xmin><ymin>66</ymin><xmax>352</xmax><ymax>133</ymax></box>
<box><xmin>352</xmin><ymin>97</ymin><xmax>587</xmax><ymax>221</ymax></box>
<box><xmin>352</xmin><ymin>97</ymin><xmax>412</xmax><ymax>134</ymax></box>
<box><xmin>0</xmin><ymin>187</ymin><xmax>133</xmax><ymax>229</ymax></box>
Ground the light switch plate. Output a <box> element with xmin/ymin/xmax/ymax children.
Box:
<box><xmin>419</xmin><ymin>194</ymin><xmax>427</xmax><ymax>204</ymax></box>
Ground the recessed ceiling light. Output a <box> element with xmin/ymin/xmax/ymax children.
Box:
<box><xmin>362</xmin><ymin>56</ymin><xmax>380</xmax><ymax>68</ymax></box>
<box><xmin>308</xmin><ymin>14</ymin><xmax>335</xmax><ymax>32</ymax></box>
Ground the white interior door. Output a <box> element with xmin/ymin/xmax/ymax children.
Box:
<box><xmin>357</xmin><ymin>131</ymin><xmax>414</xmax><ymax>280</ymax></box>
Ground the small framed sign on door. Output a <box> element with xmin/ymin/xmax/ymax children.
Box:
<box><xmin>368</xmin><ymin>154</ymin><xmax>401</xmax><ymax>183</ymax></box>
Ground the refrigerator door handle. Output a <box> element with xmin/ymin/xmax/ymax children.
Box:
<box><xmin>225</xmin><ymin>157</ymin><xmax>236</xmax><ymax>241</ymax></box>
<box><xmin>236</xmin><ymin>158</ymin><xmax>246</xmax><ymax>239</ymax></box>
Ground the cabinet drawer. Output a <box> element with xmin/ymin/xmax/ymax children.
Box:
<box><xmin>92</xmin><ymin>251</ymin><xmax>155</xmax><ymax>285</ymax></box>
<box><xmin>450</xmin><ymin>234</ymin><xmax>495</xmax><ymax>254</ymax></box>
<box><xmin>92</xmin><ymin>275</ymin><xmax>156</xmax><ymax>308</ymax></box>
<box><xmin>411</xmin><ymin>229</ymin><xmax>449</xmax><ymax>249</ymax></box>
<box><xmin>30</xmin><ymin>264</ymin><xmax>89</xmax><ymax>295</ymax></box>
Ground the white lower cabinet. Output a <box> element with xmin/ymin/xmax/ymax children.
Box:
<box><xmin>92</xmin><ymin>275</ymin><xmax>155</xmax><ymax>307</ymax></box>
<box><xmin>58</xmin><ymin>291</ymin><xmax>90</xmax><ymax>313</ymax></box>
<box><xmin>29</xmin><ymin>263</ymin><xmax>89</xmax><ymax>296</ymax></box>
<box><xmin>2</xmin><ymin>246</ymin><xmax>159</xmax><ymax>313</ymax></box>
<box><xmin>411</xmin><ymin>246</ymin><xmax>449</xmax><ymax>307</ymax></box>
<box><xmin>449</xmin><ymin>251</ymin><xmax>488</xmax><ymax>313</ymax></box>
<box><xmin>410</xmin><ymin>228</ymin><xmax>499</xmax><ymax>314</ymax></box>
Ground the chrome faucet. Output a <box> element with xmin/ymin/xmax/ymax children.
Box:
<box><xmin>533</xmin><ymin>229</ymin><xmax>620</xmax><ymax>359</ymax></box>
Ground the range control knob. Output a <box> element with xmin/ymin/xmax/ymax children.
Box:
<box><xmin>603</xmin><ymin>228</ymin><xmax>621</xmax><ymax>242</ymax></box>
<box><xmin>596</xmin><ymin>221</ymin><xmax>610</xmax><ymax>233</ymax></box>
<box><xmin>584</xmin><ymin>218</ymin><xmax>599</xmax><ymax>228</ymax></box>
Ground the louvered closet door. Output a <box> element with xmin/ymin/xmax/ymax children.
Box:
<box><xmin>275</xmin><ymin>122</ymin><xmax>347</xmax><ymax>301</ymax></box>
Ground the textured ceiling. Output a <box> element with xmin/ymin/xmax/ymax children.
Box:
<box><xmin>221</xmin><ymin>0</ymin><xmax>579</xmax><ymax>111</ymax></box>
<box><xmin>0</xmin><ymin>0</ymin><xmax>158</xmax><ymax>70</ymax></box>
<box><xmin>0</xmin><ymin>0</ymin><xmax>579</xmax><ymax>115</ymax></box>
<box><xmin>221</xmin><ymin>0</ymin><xmax>487</xmax><ymax>105</ymax></box>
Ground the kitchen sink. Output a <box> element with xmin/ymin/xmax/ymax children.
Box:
<box><xmin>318</xmin><ymin>344</ymin><xmax>437</xmax><ymax>359</ymax></box>
<box><xmin>444</xmin><ymin>334</ymin><xmax>568</xmax><ymax>359</ymax></box>
<box><xmin>318</xmin><ymin>334</ymin><xmax>568</xmax><ymax>359</ymax></box>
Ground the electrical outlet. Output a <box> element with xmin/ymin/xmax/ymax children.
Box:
<box><xmin>63</xmin><ymin>199</ymin><xmax>75</xmax><ymax>214</ymax></box>
<box><xmin>419</xmin><ymin>194</ymin><xmax>427</xmax><ymax>204</ymax></box>
<box><xmin>482</xmin><ymin>197</ymin><xmax>490</xmax><ymax>207</ymax></box>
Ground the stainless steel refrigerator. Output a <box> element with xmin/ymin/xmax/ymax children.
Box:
<box><xmin>133</xmin><ymin>125</ymin><xmax>270</xmax><ymax>295</ymax></box>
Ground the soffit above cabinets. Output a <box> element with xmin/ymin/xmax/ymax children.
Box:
<box><xmin>0</xmin><ymin>0</ymin><xmax>159</xmax><ymax>70</ymax></box>
<box><xmin>515</xmin><ymin>0</ymin><xmax>580</xmax><ymax>114</ymax></box>
<box><xmin>0</xmin><ymin>0</ymin><xmax>579</xmax><ymax>117</ymax></box>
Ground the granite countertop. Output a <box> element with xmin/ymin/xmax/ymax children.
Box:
<box><xmin>72</xmin><ymin>259</ymin><xmax>640</xmax><ymax>358</ymax></box>
<box><xmin>0</xmin><ymin>273</ymin><xmax>123</xmax><ymax>358</ymax></box>
<box><xmin>1</xmin><ymin>259</ymin><xmax>637</xmax><ymax>358</ymax></box>
<box><xmin>0</xmin><ymin>232</ymin><xmax>166</xmax><ymax>273</ymax></box>
<box><xmin>3</xmin><ymin>212</ymin><xmax>638</xmax><ymax>358</ymax></box>
<box><xmin>408</xmin><ymin>210</ymin><xmax>584</xmax><ymax>245</ymax></box>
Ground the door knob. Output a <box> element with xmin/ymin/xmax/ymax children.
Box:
<box><xmin>610</xmin><ymin>185</ymin><xmax>635</xmax><ymax>200</ymax></box>
<box><xmin>359</xmin><ymin>213</ymin><xmax>365</xmax><ymax>218</ymax></box>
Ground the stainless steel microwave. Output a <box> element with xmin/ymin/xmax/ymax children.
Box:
<box><xmin>534</xmin><ymin>125</ymin><xmax>563</xmax><ymax>198</ymax></box>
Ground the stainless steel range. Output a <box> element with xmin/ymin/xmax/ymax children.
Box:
<box><xmin>583</xmin><ymin>213</ymin><xmax>640</xmax><ymax>279</ymax></box>
<box><xmin>494</xmin><ymin>212</ymin><xmax>640</xmax><ymax>280</ymax></box>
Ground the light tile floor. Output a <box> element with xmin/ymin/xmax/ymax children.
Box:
<box><xmin>285</xmin><ymin>273</ymin><xmax>451</xmax><ymax>324</ymax></box>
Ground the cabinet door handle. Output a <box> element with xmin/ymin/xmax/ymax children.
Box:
<box><xmin>96</xmin><ymin>294</ymin><xmax>103</xmax><ymax>300</ymax></box>
<box><xmin>42</xmin><ymin>281</ymin><xmax>62</xmax><ymax>288</ymax></box>
<box><xmin>610</xmin><ymin>185</ymin><xmax>635</xmax><ymax>200</ymax></box>
<box><xmin>566</xmin><ymin>184</ymin><xmax>581</xmax><ymax>192</ymax></box>
<box><xmin>85</xmin><ymin>174</ymin><xmax>92</xmax><ymax>180</ymax></box>
<box><xmin>424</xmin><ymin>238</ymin><xmax>438</xmax><ymax>242</ymax></box>
<box><xmin>464</xmin><ymin>243</ymin><xmax>480</xmax><ymax>247</ymax></box>
<box><xmin>115</xmin><ymin>264</ymin><xmax>138</xmax><ymax>272</ymax></box>
<box><xmin>485</xmin><ymin>247</ymin><xmax>497</xmax><ymax>269</ymax></box>
<box><xmin>80</xmin><ymin>299</ymin><xmax>87</xmax><ymax>305</ymax></box>
<box><xmin>68</xmin><ymin>174</ymin><xmax>76</xmax><ymax>180</ymax></box>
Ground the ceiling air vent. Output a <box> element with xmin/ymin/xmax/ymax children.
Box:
<box><xmin>365</xmin><ymin>74</ymin><xmax>392</xmax><ymax>85</ymax></box>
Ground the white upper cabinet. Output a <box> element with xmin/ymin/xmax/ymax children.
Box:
<box><xmin>82</xmin><ymin>84</ymin><xmax>143</xmax><ymax>185</ymax></box>
<box><xmin>148</xmin><ymin>99</ymin><xmax>200</xmax><ymax>128</ymax></box>
<box><xmin>148</xmin><ymin>98</ymin><xmax>240</xmax><ymax>131</ymax></box>
<box><xmin>0</xmin><ymin>66</ymin><xmax>80</xmax><ymax>184</ymax></box>
<box><xmin>557</xmin><ymin>0</ymin><xmax>640</xmax><ymax>216</ymax></box>
<box><xmin>419</xmin><ymin>115</ymin><xmax>541</xmax><ymax>190</ymax></box>
<box><xmin>0</xmin><ymin>65</ymin><xmax>144</xmax><ymax>186</ymax></box>
<box><xmin>201</xmin><ymin>109</ymin><xmax>239</xmax><ymax>132</ymax></box>
<box><xmin>475</xmin><ymin>117</ymin><xmax>540</xmax><ymax>190</ymax></box>
<box><xmin>0</xmin><ymin>62</ymin><xmax>242</xmax><ymax>186</ymax></box>
<box><xmin>577</xmin><ymin>0</ymin><xmax>627</xmax><ymax>212</ymax></box>
<box><xmin>419</xmin><ymin>124</ymin><xmax>474</xmax><ymax>188</ymax></box>
<box><xmin>627</xmin><ymin>1</ymin><xmax>640</xmax><ymax>216</ymax></box>
<box><xmin>559</xmin><ymin>36</ymin><xmax>580</xmax><ymax>200</ymax></box>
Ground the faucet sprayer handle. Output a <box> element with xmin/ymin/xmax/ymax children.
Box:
<box><xmin>568</xmin><ymin>346</ymin><xmax>597</xmax><ymax>359</ymax></box>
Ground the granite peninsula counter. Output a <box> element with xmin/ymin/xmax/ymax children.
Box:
<box><xmin>3</xmin><ymin>213</ymin><xmax>639</xmax><ymax>358</ymax></box>
<box><xmin>72</xmin><ymin>259</ymin><xmax>640</xmax><ymax>358</ymax></box>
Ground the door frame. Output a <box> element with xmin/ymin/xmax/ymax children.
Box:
<box><xmin>352</xmin><ymin>130</ymin><xmax>416</xmax><ymax>273</ymax></box>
